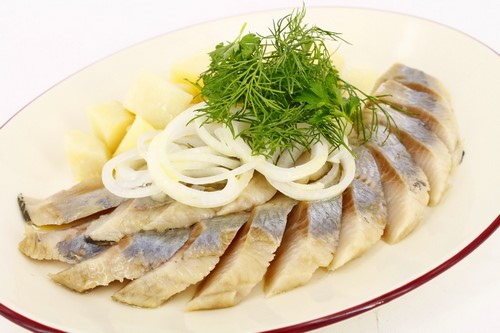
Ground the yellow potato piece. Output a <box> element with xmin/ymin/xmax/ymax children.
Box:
<box><xmin>170</xmin><ymin>52</ymin><xmax>209</xmax><ymax>99</ymax></box>
<box><xmin>88</xmin><ymin>101</ymin><xmax>134</xmax><ymax>153</ymax></box>
<box><xmin>114</xmin><ymin>116</ymin><xmax>155</xmax><ymax>156</ymax></box>
<box><xmin>123</xmin><ymin>72</ymin><xmax>193</xmax><ymax>129</ymax></box>
<box><xmin>65</xmin><ymin>130</ymin><xmax>110</xmax><ymax>181</ymax></box>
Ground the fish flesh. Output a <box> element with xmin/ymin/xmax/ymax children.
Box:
<box><xmin>84</xmin><ymin>196</ymin><xmax>172</xmax><ymax>242</ymax></box>
<box><xmin>18</xmin><ymin>221</ymin><xmax>101</xmax><ymax>263</ymax></box>
<box><xmin>216</xmin><ymin>172</ymin><xmax>277</xmax><ymax>216</ymax></box>
<box><xmin>186</xmin><ymin>195</ymin><xmax>296</xmax><ymax>310</ymax></box>
<box><xmin>50</xmin><ymin>228</ymin><xmax>190</xmax><ymax>292</ymax></box>
<box><xmin>264</xmin><ymin>195</ymin><xmax>341</xmax><ymax>297</ymax></box>
<box><xmin>18</xmin><ymin>178</ymin><xmax>126</xmax><ymax>226</ymax></box>
<box><xmin>112</xmin><ymin>212</ymin><xmax>249</xmax><ymax>308</ymax></box>
<box><xmin>374</xmin><ymin>80</ymin><xmax>463</xmax><ymax>167</ymax></box>
<box><xmin>329</xmin><ymin>146</ymin><xmax>387</xmax><ymax>270</ymax></box>
<box><xmin>143</xmin><ymin>173</ymin><xmax>276</xmax><ymax>232</ymax></box>
<box><xmin>366</xmin><ymin>128</ymin><xmax>430</xmax><ymax>243</ymax></box>
<box><xmin>370</xmin><ymin>102</ymin><xmax>453</xmax><ymax>205</ymax></box>
<box><xmin>375</xmin><ymin>63</ymin><xmax>451</xmax><ymax>102</ymax></box>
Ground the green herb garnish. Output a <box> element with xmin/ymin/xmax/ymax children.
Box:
<box><xmin>193</xmin><ymin>7</ymin><xmax>396</xmax><ymax>157</ymax></box>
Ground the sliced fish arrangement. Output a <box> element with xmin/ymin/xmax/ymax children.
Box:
<box><xmin>17</xmin><ymin>64</ymin><xmax>462</xmax><ymax>310</ymax></box>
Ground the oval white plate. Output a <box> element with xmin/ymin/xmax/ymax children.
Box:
<box><xmin>0</xmin><ymin>7</ymin><xmax>499</xmax><ymax>333</ymax></box>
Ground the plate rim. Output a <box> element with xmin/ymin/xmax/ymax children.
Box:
<box><xmin>1</xmin><ymin>6</ymin><xmax>499</xmax><ymax>332</ymax></box>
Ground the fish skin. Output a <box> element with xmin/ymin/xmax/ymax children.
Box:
<box><xmin>50</xmin><ymin>228</ymin><xmax>190</xmax><ymax>292</ymax></box>
<box><xmin>264</xmin><ymin>195</ymin><xmax>341</xmax><ymax>297</ymax></box>
<box><xmin>112</xmin><ymin>213</ymin><xmax>249</xmax><ymax>308</ymax></box>
<box><xmin>367</xmin><ymin>127</ymin><xmax>430</xmax><ymax>244</ymax></box>
<box><xmin>329</xmin><ymin>146</ymin><xmax>387</xmax><ymax>270</ymax></box>
<box><xmin>373</xmin><ymin>104</ymin><xmax>453</xmax><ymax>205</ymax></box>
<box><xmin>84</xmin><ymin>197</ymin><xmax>172</xmax><ymax>242</ymax></box>
<box><xmin>18</xmin><ymin>178</ymin><xmax>126</xmax><ymax>226</ymax></box>
<box><xmin>374</xmin><ymin>80</ymin><xmax>463</xmax><ymax>167</ymax></box>
<box><xmin>375</xmin><ymin>63</ymin><xmax>451</xmax><ymax>101</ymax></box>
<box><xmin>19</xmin><ymin>222</ymin><xmax>97</xmax><ymax>263</ymax></box>
<box><xmin>186</xmin><ymin>195</ymin><xmax>296</xmax><ymax>310</ymax></box>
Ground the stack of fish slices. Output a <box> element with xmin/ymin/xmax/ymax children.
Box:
<box><xmin>17</xmin><ymin>63</ymin><xmax>462</xmax><ymax>310</ymax></box>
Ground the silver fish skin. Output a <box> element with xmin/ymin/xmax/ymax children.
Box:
<box><xmin>50</xmin><ymin>228</ymin><xmax>190</xmax><ymax>292</ymax></box>
<box><xmin>112</xmin><ymin>213</ymin><xmax>249</xmax><ymax>308</ymax></box>
<box><xmin>367</xmin><ymin>127</ymin><xmax>430</xmax><ymax>244</ymax></box>
<box><xmin>18</xmin><ymin>218</ymin><xmax>109</xmax><ymax>264</ymax></box>
<box><xmin>374</xmin><ymin>63</ymin><xmax>451</xmax><ymax>102</ymax></box>
<box><xmin>187</xmin><ymin>195</ymin><xmax>297</xmax><ymax>310</ymax></box>
<box><xmin>264</xmin><ymin>195</ymin><xmax>341</xmax><ymax>297</ymax></box>
<box><xmin>18</xmin><ymin>178</ymin><xmax>126</xmax><ymax>226</ymax></box>
<box><xmin>84</xmin><ymin>196</ymin><xmax>171</xmax><ymax>242</ymax></box>
<box><xmin>374</xmin><ymin>80</ymin><xmax>463</xmax><ymax>167</ymax></box>
<box><xmin>372</xmin><ymin>104</ymin><xmax>453</xmax><ymax>205</ymax></box>
<box><xmin>329</xmin><ymin>146</ymin><xmax>387</xmax><ymax>270</ymax></box>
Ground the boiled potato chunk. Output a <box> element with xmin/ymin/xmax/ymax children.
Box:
<box><xmin>87</xmin><ymin>101</ymin><xmax>134</xmax><ymax>153</ymax></box>
<box><xmin>65</xmin><ymin>130</ymin><xmax>110</xmax><ymax>181</ymax></box>
<box><xmin>170</xmin><ymin>53</ymin><xmax>208</xmax><ymax>99</ymax></box>
<box><xmin>114</xmin><ymin>116</ymin><xmax>155</xmax><ymax>156</ymax></box>
<box><xmin>123</xmin><ymin>72</ymin><xmax>193</xmax><ymax>129</ymax></box>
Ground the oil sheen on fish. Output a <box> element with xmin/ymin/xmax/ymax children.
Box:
<box><xmin>50</xmin><ymin>228</ymin><xmax>190</xmax><ymax>292</ymax></box>
<box><xmin>84</xmin><ymin>196</ymin><xmax>172</xmax><ymax>242</ymax></box>
<box><xmin>329</xmin><ymin>146</ymin><xmax>387</xmax><ymax>270</ymax></box>
<box><xmin>112</xmin><ymin>213</ymin><xmax>249</xmax><ymax>308</ymax></box>
<box><xmin>367</xmin><ymin>127</ymin><xmax>430</xmax><ymax>243</ymax></box>
<box><xmin>18</xmin><ymin>178</ymin><xmax>126</xmax><ymax>226</ymax></box>
<box><xmin>264</xmin><ymin>195</ymin><xmax>341</xmax><ymax>297</ymax></box>
<box><xmin>186</xmin><ymin>195</ymin><xmax>296</xmax><ymax>310</ymax></box>
<box><xmin>372</xmin><ymin>103</ymin><xmax>453</xmax><ymax>205</ymax></box>
<box><xmin>374</xmin><ymin>80</ymin><xmax>463</xmax><ymax>167</ymax></box>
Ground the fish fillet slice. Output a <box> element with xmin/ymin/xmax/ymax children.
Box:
<box><xmin>186</xmin><ymin>195</ymin><xmax>296</xmax><ymax>310</ymax></box>
<box><xmin>375</xmin><ymin>63</ymin><xmax>451</xmax><ymax>101</ymax></box>
<box><xmin>367</xmin><ymin>128</ymin><xmax>430</xmax><ymax>243</ymax></box>
<box><xmin>216</xmin><ymin>173</ymin><xmax>277</xmax><ymax>216</ymax></box>
<box><xmin>264</xmin><ymin>196</ymin><xmax>342</xmax><ymax>297</ymax></box>
<box><xmin>142</xmin><ymin>202</ymin><xmax>216</xmax><ymax>231</ymax></box>
<box><xmin>18</xmin><ymin>178</ymin><xmax>126</xmax><ymax>226</ymax></box>
<box><xmin>84</xmin><ymin>197</ymin><xmax>172</xmax><ymax>242</ymax></box>
<box><xmin>375</xmin><ymin>80</ymin><xmax>462</xmax><ymax>166</ymax></box>
<box><xmin>19</xmin><ymin>218</ymin><xmax>110</xmax><ymax>263</ymax></box>
<box><xmin>374</xmin><ymin>104</ymin><xmax>453</xmax><ymax>205</ymax></box>
<box><xmin>329</xmin><ymin>146</ymin><xmax>387</xmax><ymax>270</ymax></box>
<box><xmin>50</xmin><ymin>228</ymin><xmax>190</xmax><ymax>292</ymax></box>
<box><xmin>112</xmin><ymin>213</ymin><xmax>249</xmax><ymax>308</ymax></box>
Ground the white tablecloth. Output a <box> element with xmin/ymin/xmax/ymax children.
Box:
<box><xmin>1</xmin><ymin>0</ymin><xmax>498</xmax><ymax>332</ymax></box>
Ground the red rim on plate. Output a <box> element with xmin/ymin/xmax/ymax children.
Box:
<box><xmin>1</xmin><ymin>215</ymin><xmax>498</xmax><ymax>333</ymax></box>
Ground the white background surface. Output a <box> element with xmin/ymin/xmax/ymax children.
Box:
<box><xmin>1</xmin><ymin>0</ymin><xmax>498</xmax><ymax>332</ymax></box>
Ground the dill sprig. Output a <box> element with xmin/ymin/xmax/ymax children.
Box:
<box><xmin>193</xmin><ymin>7</ymin><xmax>396</xmax><ymax>157</ymax></box>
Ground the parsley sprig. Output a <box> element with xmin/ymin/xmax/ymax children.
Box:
<box><xmin>194</xmin><ymin>7</ymin><xmax>395</xmax><ymax>157</ymax></box>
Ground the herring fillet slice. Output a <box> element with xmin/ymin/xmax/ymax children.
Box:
<box><xmin>367</xmin><ymin>128</ymin><xmax>430</xmax><ymax>244</ymax></box>
<box><xmin>264</xmin><ymin>196</ymin><xmax>342</xmax><ymax>297</ymax></box>
<box><xmin>374</xmin><ymin>63</ymin><xmax>451</xmax><ymax>101</ymax></box>
<box><xmin>19</xmin><ymin>220</ymin><xmax>109</xmax><ymax>263</ymax></box>
<box><xmin>216</xmin><ymin>172</ymin><xmax>277</xmax><ymax>216</ymax></box>
<box><xmin>84</xmin><ymin>197</ymin><xmax>172</xmax><ymax>242</ymax></box>
<box><xmin>186</xmin><ymin>195</ymin><xmax>297</xmax><ymax>310</ymax></box>
<box><xmin>329</xmin><ymin>146</ymin><xmax>387</xmax><ymax>270</ymax></box>
<box><xmin>373</xmin><ymin>104</ymin><xmax>453</xmax><ymax>205</ymax></box>
<box><xmin>375</xmin><ymin>80</ymin><xmax>463</xmax><ymax>167</ymax></box>
<box><xmin>50</xmin><ymin>228</ymin><xmax>190</xmax><ymax>292</ymax></box>
<box><xmin>18</xmin><ymin>178</ymin><xmax>126</xmax><ymax>226</ymax></box>
<box><xmin>112</xmin><ymin>213</ymin><xmax>249</xmax><ymax>308</ymax></box>
<box><xmin>143</xmin><ymin>173</ymin><xmax>277</xmax><ymax>232</ymax></box>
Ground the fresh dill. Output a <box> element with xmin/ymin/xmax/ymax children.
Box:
<box><xmin>193</xmin><ymin>7</ymin><xmax>397</xmax><ymax>157</ymax></box>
